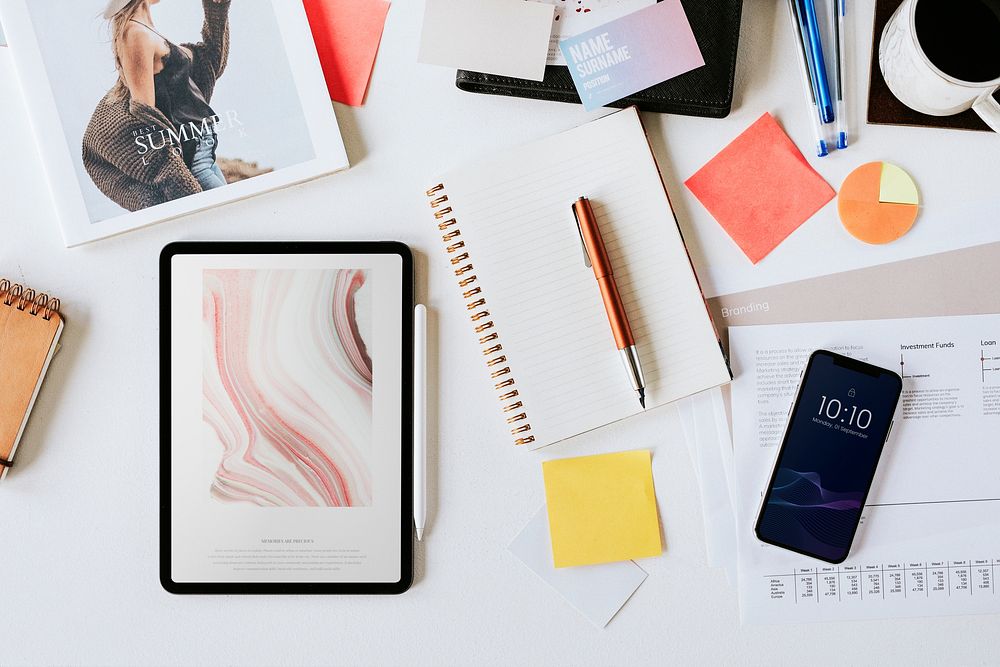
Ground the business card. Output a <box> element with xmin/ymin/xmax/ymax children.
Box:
<box><xmin>559</xmin><ymin>0</ymin><xmax>704</xmax><ymax>111</ymax></box>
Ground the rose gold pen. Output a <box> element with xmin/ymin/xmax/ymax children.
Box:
<box><xmin>572</xmin><ymin>196</ymin><xmax>647</xmax><ymax>409</ymax></box>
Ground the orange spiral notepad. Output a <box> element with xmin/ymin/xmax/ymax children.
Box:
<box><xmin>0</xmin><ymin>279</ymin><xmax>64</xmax><ymax>479</ymax></box>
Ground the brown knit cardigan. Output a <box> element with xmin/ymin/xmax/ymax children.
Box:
<box><xmin>82</xmin><ymin>0</ymin><xmax>231</xmax><ymax>212</ymax></box>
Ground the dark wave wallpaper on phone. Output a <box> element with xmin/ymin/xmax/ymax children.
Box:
<box><xmin>756</xmin><ymin>353</ymin><xmax>901</xmax><ymax>562</ymax></box>
<box><xmin>757</xmin><ymin>468</ymin><xmax>865</xmax><ymax>562</ymax></box>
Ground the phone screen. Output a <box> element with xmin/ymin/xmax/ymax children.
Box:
<box><xmin>754</xmin><ymin>351</ymin><xmax>903</xmax><ymax>563</ymax></box>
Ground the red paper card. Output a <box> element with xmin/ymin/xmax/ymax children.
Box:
<box><xmin>304</xmin><ymin>0</ymin><xmax>391</xmax><ymax>106</ymax></box>
<box><xmin>684</xmin><ymin>113</ymin><xmax>835</xmax><ymax>264</ymax></box>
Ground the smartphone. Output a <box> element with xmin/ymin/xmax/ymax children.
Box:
<box><xmin>754</xmin><ymin>350</ymin><xmax>903</xmax><ymax>564</ymax></box>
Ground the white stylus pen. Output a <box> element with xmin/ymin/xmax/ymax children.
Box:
<box><xmin>413</xmin><ymin>305</ymin><xmax>427</xmax><ymax>541</ymax></box>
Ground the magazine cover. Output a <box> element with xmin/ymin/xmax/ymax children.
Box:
<box><xmin>0</xmin><ymin>0</ymin><xmax>348</xmax><ymax>246</ymax></box>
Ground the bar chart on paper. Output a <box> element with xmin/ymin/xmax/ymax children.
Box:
<box><xmin>731</xmin><ymin>314</ymin><xmax>1000</xmax><ymax>624</ymax></box>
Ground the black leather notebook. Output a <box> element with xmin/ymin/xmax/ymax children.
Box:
<box><xmin>455</xmin><ymin>0</ymin><xmax>744</xmax><ymax>118</ymax></box>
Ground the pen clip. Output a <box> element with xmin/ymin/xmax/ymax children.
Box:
<box><xmin>572</xmin><ymin>202</ymin><xmax>592</xmax><ymax>269</ymax></box>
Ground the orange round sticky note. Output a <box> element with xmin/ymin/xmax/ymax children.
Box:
<box><xmin>838</xmin><ymin>162</ymin><xmax>920</xmax><ymax>244</ymax></box>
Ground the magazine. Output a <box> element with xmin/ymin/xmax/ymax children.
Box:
<box><xmin>0</xmin><ymin>0</ymin><xmax>348</xmax><ymax>246</ymax></box>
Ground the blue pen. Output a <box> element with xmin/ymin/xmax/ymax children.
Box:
<box><xmin>834</xmin><ymin>0</ymin><xmax>849</xmax><ymax>148</ymax></box>
<box><xmin>799</xmin><ymin>0</ymin><xmax>835</xmax><ymax>125</ymax></box>
<box><xmin>793</xmin><ymin>0</ymin><xmax>824</xmax><ymax>119</ymax></box>
<box><xmin>787</xmin><ymin>0</ymin><xmax>829</xmax><ymax>157</ymax></box>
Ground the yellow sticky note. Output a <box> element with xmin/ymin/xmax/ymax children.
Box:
<box><xmin>542</xmin><ymin>450</ymin><xmax>662</xmax><ymax>568</ymax></box>
<box><xmin>879</xmin><ymin>162</ymin><xmax>920</xmax><ymax>206</ymax></box>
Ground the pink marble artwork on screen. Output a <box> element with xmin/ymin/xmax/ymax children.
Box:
<box><xmin>202</xmin><ymin>269</ymin><xmax>373</xmax><ymax>507</ymax></box>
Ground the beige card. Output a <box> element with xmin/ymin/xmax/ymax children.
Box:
<box><xmin>708</xmin><ymin>241</ymin><xmax>1000</xmax><ymax>346</ymax></box>
<box><xmin>418</xmin><ymin>0</ymin><xmax>555</xmax><ymax>81</ymax></box>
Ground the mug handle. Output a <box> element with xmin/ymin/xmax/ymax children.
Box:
<box><xmin>972</xmin><ymin>90</ymin><xmax>1000</xmax><ymax>133</ymax></box>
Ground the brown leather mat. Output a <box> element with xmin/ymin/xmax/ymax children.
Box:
<box><xmin>867</xmin><ymin>0</ymin><xmax>994</xmax><ymax>131</ymax></box>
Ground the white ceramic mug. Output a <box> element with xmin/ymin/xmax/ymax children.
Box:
<box><xmin>879</xmin><ymin>0</ymin><xmax>1000</xmax><ymax>132</ymax></box>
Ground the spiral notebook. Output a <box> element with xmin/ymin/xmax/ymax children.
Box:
<box><xmin>0</xmin><ymin>280</ymin><xmax>63</xmax><ymax>479</ymax></box>
<box><xmin>426</xmin><ymin>107</ymin><xmax>731</xmax><ymax>449</ymax></box>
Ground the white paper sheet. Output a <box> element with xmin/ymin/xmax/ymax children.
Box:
<box><xmin>731</xmin><ymin>316</ymin><xmax>1000</xmax><ymax>624</ymax></box>
<box><xmin>690</xmin><ymin>394</ymin><xmax>732</xmax><ymax>569</ymax></box>
<box><xmin>711</xmin><ymin>389</ymin><xmax>737</xmax><ymax>512</ymax></box>
<box><xmin>509</xmin><ymin>506</ymin><xmax>647</xmax><ymax>627</ymax></box>
<box><xmin>417</xmin><ymin>0</ymin><xmax>554</xmax><ymax>81</ymax></box>
<box><xmin>538</xmin><ymin>0</ymin><xmax>654</xmax><ymax>65</ymax></box>
<box><xmin>681</xmin><ymin>390</ymin><xmax>738</xmax><ymax>583</ymax></box>
<box><xmin>711</xmin><ymin>390</ymin><xmax>738</xmax><ymax>587</ymax></box>
<box><xmin>676</xmin><ymin>402</ymin><xmax>700</xmax><ymax>486</ymax></box>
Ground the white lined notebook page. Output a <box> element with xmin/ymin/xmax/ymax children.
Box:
<box><xmin>437</xmin><ymin>108</ymin><xmax>731</xmax><ymax>449</ymax></box>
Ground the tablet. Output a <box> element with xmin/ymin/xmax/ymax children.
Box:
<box><xmin>160</xmin><ymin>242</ymin><xmax>413</xmax><ymax>594</ymax></box>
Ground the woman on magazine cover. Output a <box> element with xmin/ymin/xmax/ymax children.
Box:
<box><xmin>83</xmin><ymin>0</ymin><xmax>231</xmax><ymax>212</ymax></box>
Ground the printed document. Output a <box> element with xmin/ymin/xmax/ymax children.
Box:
<box><xmin>731</xmin><ymin>315</ymin><xmax>1000</xmax><ymax>624</ymax></box>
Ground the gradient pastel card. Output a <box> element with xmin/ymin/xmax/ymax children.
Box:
<box><xmin>559</xmin><ymin>0</ymin><xmax>704</xmax><ymax>111</ymax></box>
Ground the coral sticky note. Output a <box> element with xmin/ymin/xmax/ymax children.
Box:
<box><xmin>303</xmin><ymin>0</ymin><xmax>391</xmax><ymax>106</ymax></box>
<box><xmin>685</xmin><ymin>113</ymin><xmax>836</xmax><ymax>264</ymax></box>
<box><xmin>542</xmin><ymin>450</ymin><xmax>662</xmax><ymax>568</ymax></box>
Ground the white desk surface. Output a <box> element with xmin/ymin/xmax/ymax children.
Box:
<box><xmin>1</xmin><ymin>1</ymin><xmax>997</xmax><ymax>664</ymax></box>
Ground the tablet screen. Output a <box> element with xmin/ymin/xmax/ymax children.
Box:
<box><xmin>166</xmin><ymin>249</ymin><xmax>407</xmax><ymax>588</ymax></box>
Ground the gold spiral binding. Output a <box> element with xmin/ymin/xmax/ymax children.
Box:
<box><xmin>30</xmin><ymin>294</ymin><xmax>49</xmax><ymax>317</ymax></box>
<box><xmin>428</xmin><ymin>183</ymin><xmax>532</xmax><ymax>446</ymax></box>
<box><xmin>0</xmin><ymin>280</ymin><xmax>62</xmax><ymax>321</ymax></box>
<box><xmin>2</xmin><ymin>281</ymin><xmax>22</xmax><ymax>306</ymax></box>
<box><xmin>16</xmin><ymin>289</ymin><xmax>36</xmax><ymax>311</ymax></box>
